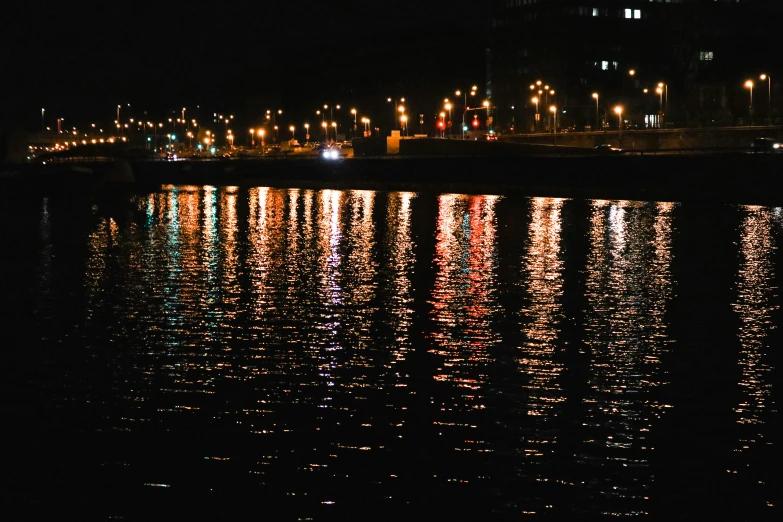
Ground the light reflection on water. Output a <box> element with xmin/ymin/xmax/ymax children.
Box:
<box><xmin>731</xmin><ymin>205</ymin><xmax>778</xmax><ymax>509</ymax></box>
<box><xmin>581</xmin><ymin>200</ymin><xmax>676</xmax><ymax>515</ymax></box>
<box><xmin>7</xmin><ymin>187</ymin><xmax>779</xmax><ymax>519</ymax></box>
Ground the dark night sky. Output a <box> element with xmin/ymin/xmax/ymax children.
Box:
<box><xmin>2</xmin><ymin>1</ymin><xmax>488</xmax><ymax>132</ymax></box>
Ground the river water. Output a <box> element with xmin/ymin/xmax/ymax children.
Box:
<box><xmin>2</xmin><ymin>185</ymin><xmax>780</xmax><ymax>520</ymax></box>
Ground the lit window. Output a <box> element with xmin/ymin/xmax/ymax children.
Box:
<box><xmin>634</xmin><ymin>9</ymin><xmax>641</xmax><ymax>19</ymax></box>
<box><xmin>700</xmin><ymin>51</ymin><xmax>714</xmax><ymax>61</ymax></box>
<box><xmin>602</xmin><ymin>61</ymin><xmax>609</xmax><ymax>70</ymax></box>
<box><xmin>593</xmin><ymin>8</ymin><xmax>599</xmax><ymax>16</ymax></box>
<box><xmin>625</xmin><ymin>8</ymin><xmax>632</xmax><ymax>18</ymax></box>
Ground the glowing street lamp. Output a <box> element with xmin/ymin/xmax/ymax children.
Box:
<box><xmin>250</xmin><ymin>128</ymin><xmax>255</xmax><ymax>147</ymax></box>
<box><xmin>322</xmin><ymin>121</ymin><xmax>328</xmax><ymax>141</ymax></box>
<box><xmin>289</xmin><ymin>125</ymin><xmax>295</xmax><ymax>140</ymax></box>
<box><xmin>304</xmin><ymin>123</ymin><xmax>310</xmax><ymax>142</ymax></box>
<box><xmin>614</xmin><ymin>106</ymin><xmax>624</xmax><ymax>134</ymax></box>
<box><xmin>550</xmin><ymin>105</ymin><xmax>557</xmax><ymax>133</ymax></box>
<box><xmin>439</xmin><ymin>111</ymin><xmax>446</xmax><ymax>137</ymax></box>
<box><xmin>745</xmin><ymin>79</ymin><xmax>754</xmax><ymax>118</ymax></box>
<box><xmin>445</xmin><ymin>102</ymin><xmax>452</xmax><ymax>135</ymax></box>
<box><xmin>592</xmin><ymin>93</ymin><xmax>599</xmax><ymax>131</ymax></box>
<box><xmin>760</xmin><ymin>74</ymin><xmax>772</xmax><ymax>124</ymax></box>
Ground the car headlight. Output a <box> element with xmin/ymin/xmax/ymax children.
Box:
<box><xmin>774</xmin><ymin>143</ymin><xmax>780</xmax><ymax>149</ymax></box>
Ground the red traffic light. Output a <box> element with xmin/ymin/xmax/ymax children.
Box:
<box><xmin>472</xmin><ymin>119</ymin><xmax>480</xmax><ymax>128</ymax></box>
<box><xmin>437</xmin><ymin>121</ymin><xmax>445</xmax><ymax>128</ymax></box>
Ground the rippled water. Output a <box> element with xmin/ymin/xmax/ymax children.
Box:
<box><xmin>2</xmin><ymin>186</ymin><xmax>780</xmax><ymax>520</ymax></box>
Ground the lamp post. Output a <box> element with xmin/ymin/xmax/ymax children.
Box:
<box><xmin>615</xmin><ymin>106</ymin><xmax>623</xmax><ymax>137</ymax></box>
<box><xmin>41</xmin><ymin>108</ymin><xmax>45</xmax><ymax>132</ymax></box>
<box><xmin>760</xmin><ymin>74</ymin><xmax>771</xmax><ymax>125</ymax></box>
<box><xmin>745</xmin><ymin>79</ymin><xmax>754</xmax><ymax>122</ymax></box>
<box><xmin>304</xmin><ymin>123</ymin><xmax>310</xmax><ymax>143</ymax></box>
<box><xmin>592</xmin><ymin>93</ymin><xmax>599</xmax><ymax>131</ymax></box>
<box><xmin>290</xmin><ymin>125</ymin><xmax>295</xmax><ymax>141</ymax></box>
<box><xmin>259</xmin><ymin>129</ymin><xmax>265</xmax><ymax>155</ymax></box>
<box><xmin>656</xmin><ymin>86</ymin><xmax>664</xmax><ymax>127</ymax></box>
<box><xmin>351</xmin><ymin>109</ymin><xmax>357</xmax><ymax>138</ymax></box>
<box><xmin>550</xmin><ymin>105</ymin><xmax>557</xmax><ymax>134</ymax></box>
<box><xmin>483</xmin><ymin>100</ymin><xmax>490</xmax><ymax>132</ymax></box>
<box><xmin>322</xmin><ymin>121</ymin><xmax>328</xmax><ymax>141</ymax></box>
<box><xmin>439</xmin><ymin>112</ymin><xmax>446</xmax><ymax>137</ymax></box>
<box><xmin>657</xmin><ymin>82</ymin><xmax>668</xmax><ymax>126</ymax></box>
<box><xmin>445</xmin><ymin>101</ymin><xmax>452</xmax><ymax>137</ymax></box>
<box><xmin>531</xmin><ymin>97</ymin><xmax>539</xmax><ymax>132</ymax></box>
<box><xmin>250</xmin><ymin>128</ymin><xmax>255</xmax><ymax>147</ymax></box>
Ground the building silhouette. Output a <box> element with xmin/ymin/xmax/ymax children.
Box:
<box><xmin>487</xmin><ymin>0</ymin><xmax>781</xmax><ymax>132</ymax></box>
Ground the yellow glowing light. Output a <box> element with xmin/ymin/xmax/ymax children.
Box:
<box><xmin>483</xmin><ymin>100</ymin><xmax>490</xmax><ymax>108</ymax></box>
<box><xmin>445</xmin><ymin>103</ymin><xmax>452</xmax><ymax>110</ymax></box>
<box><xmin>629</xmin><ymin>69</ymin><xmax>636</xmax><ymax>76</ymax></box>
<box><xmin>531</xmin><ymin>97</ymin><xmax>539</xmax><ymax>104</ymax></box>
<box><xmin>614</xmin><ymin>106</ymin><xmax>623</xmax><ymax>115</ymax></box>
<box><xmin>289</xmin><ymin>125</ymin><xmax>295</xmax><ymax>132</ymax></box>
<box><xmin>592</xmin><ymin>92</ymin><xmax>599</xmax><ymax>99</ymax></box>
<box><xmin>550</xmin><ymin>105</ymin><xmax>557</xmax><ymax>113</ymax></box>
<box><xmin>745</xmin><ymin>80</ymin><xmax>754</xmax><ymax>88</ymax></box>
<box><xmin>760</xmin><ymin>74</ymin><xmax>767</xmax><ymax>81</ymax></box>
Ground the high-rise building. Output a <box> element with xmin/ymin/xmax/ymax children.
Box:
<box><xmin>487</xmin><ymin>0</ymin><xmax>781</xmax><ymax>132</ymax></box>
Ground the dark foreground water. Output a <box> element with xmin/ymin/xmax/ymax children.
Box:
<box><xmin>1</xmin><ymin>185</ymin><xmax>780</xmax><ymax>520</ymax></box>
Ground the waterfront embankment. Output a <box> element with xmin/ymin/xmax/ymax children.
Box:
<box><xmin>3</xmin><ymin>151</ymin><xmax>783</xmax><ymax>205</ymax></box>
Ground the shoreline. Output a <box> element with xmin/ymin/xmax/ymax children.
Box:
<box><xmin>3</xmin><ymin>153</ymin><xmax>783</xmax><ymax>205</ymax></box>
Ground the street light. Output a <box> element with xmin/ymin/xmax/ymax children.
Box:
<box><xmin>304</xmin><ymin>123</ymin><xmax>310</xmax><ymax>142</ymax></box>
<box><xmin>760</xmin><ymin>74</ymin><xmax>771</xmax><ymax>124</ymax></box>
<box><xmin>258</xmin><ymin>129</ymin><xmax>265</xmax><ymax>154</ymax></box>
<box><xmin>592</xmin><ymin>93</ymin><xmax>599</xmax><ymax>131</ymax></box>
<box><xmin>658</xmin><ymin>82</ymin><xmax>668</xmax><ymax>124</ymax></box>
<box><xmin>322</xmin><ymin>121</ymin><xmax>328</xmax><ymax>141</ymax></box>
<box><xmin>439</xmin><ymin>112</ymin><xmax>446</xmax><ymax>137</ymax></box>
<box><xmin>249</xmin><ymin>128</ymin><xmax>255</xmax><ymax>147</ymax></box>
<box><xmin>289</xmin><ymin>125</ymin><xmax>295</xmax><ymax>140</ymax></box>
<box><xmin>550</xmin><ymin>105</ymin><xmax>557</xmax><ymax>133</ymax></box>
<box><xmin>483</xmin><ymin>100</ymin><xmax>490</xmax><ymax>132</ymax></box>
<box><xmin>445</xmin><ymin>102</ymin><xmax>452</xmax><ymax>136</ymax></box>
<box><xmin>351</xmin><ymin>108</ymin><xmax>357</xmax><ymax>138</ymax></box>
<box><xmin>614</xmin><ymin>106</ymin><xmax>623</xmax><ymax>135</ymax></box>
<box><xmin>745</xmin><ymin>80</ymin><xmax>754</xmax><ymax>118</ymax></box>
<box><xmin>531</xmin><ymin>97</ymin><xmax>539</xmax><ymax>131</ymax></box>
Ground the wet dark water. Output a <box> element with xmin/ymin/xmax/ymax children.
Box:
<box><xmin>1</xmin><ymin>185</ymin><xmax>780</xmax><ymax>520</ymax></box>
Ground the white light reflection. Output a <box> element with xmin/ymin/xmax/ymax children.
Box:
<box><xmin>581</xmin><ymin>199</ymin><xmax>676</xmax><ymax>514</ymax></box>
<box><xmin>732</xmin><ymin>206</ymin><xmax>778</xmax><ymax>459</ymax></box>
<box><xmin>519</xmin><ymin>198</ymin><xmax>566</xmax><ymax>418</ymax></box>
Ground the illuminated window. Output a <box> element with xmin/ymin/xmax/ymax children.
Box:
<box><xmin>699</xmin><ymin>51</ymin><xmax>714</xmax><ymax>61</ymax></box>
<box><xmin>602</xmin><ymin>61</ymin><xmax>609</xmax><ymax>70</ymax></box>
<box><xmin>625</xmin><ymin>8</ymin><xmax>632</xmax><ymax>18</ymax></box>
<box><xmin>634</xmin><ymin>9</ymin><xmax>641</xmax><ymax>19</ymax></box>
